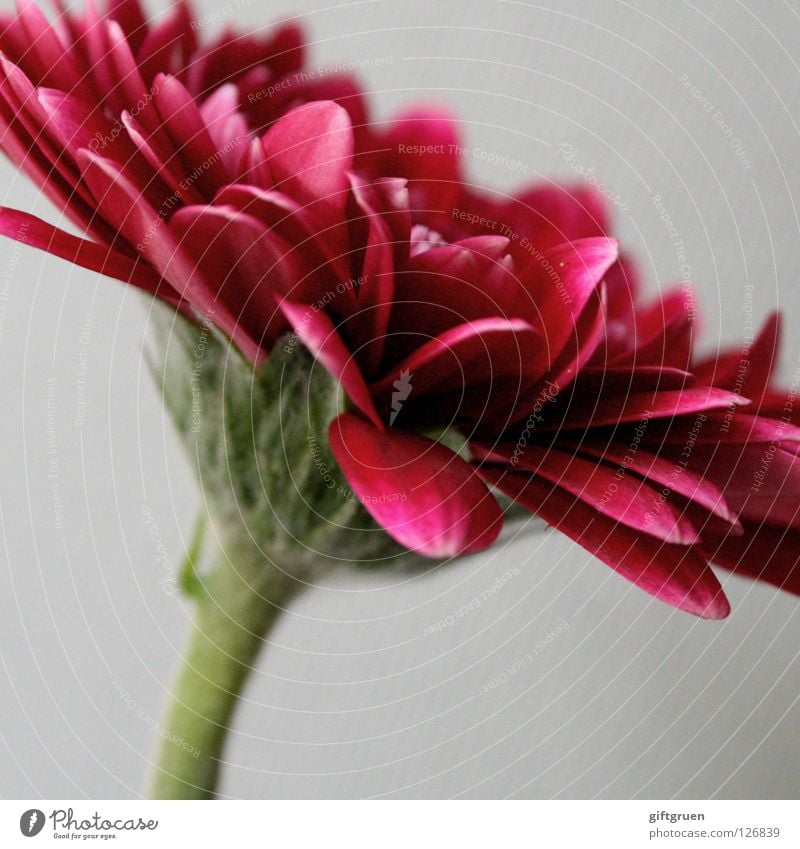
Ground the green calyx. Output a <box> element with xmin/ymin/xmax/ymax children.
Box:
<box><xmin>148</xmin><ymin>306</ymin><xmax>423</xmax><ymax>572</ymax></box>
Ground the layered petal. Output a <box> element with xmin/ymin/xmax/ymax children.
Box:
<box><xmin>263</xmin><ymin>100</ymin><xmax>354</xmax><ymax>220</ymax></box>
<box><xmin>703</xmin><ymin>522</ymin><xmax>800</xmax><ymax>597</ymax></box>
<box><xmin>76</xmin><ymin>149</ymin><xmax>263</xmax><ymax>360</ymax></box>
<box><xmin>370</xmin><ymin>106</ymin><xmax>463</xmax><ymax>210</ymax></box>
<box><xmin>280</xmin><ymin>301</ymin><xmax>382</xmax><ymax>429</ymax></box>
<box><xmin>0</xmin><ymin>207</ymin><xmax>177</xmax><ymax>301</ymax></box>
<box><xmin>473</xmin><ymin>443</ymin><xmax>701</xmax><ymax>544</ymax></box>
<box><xmin>482</xmin><ymin>469</ymin><xmax>730</xmax><ymax>618</ymax></box>
<box><xmin>372</xmin><ymin>316</ymin><xmax>540</xmax><ymax>428</ymax></box>
<box><xmin>329</xmin><ymin>413</ymin><xmax>503</xmax><ymax>556</ymax></box>
<box><xmin>523</xmin><ymin>236</ymin><xmax>618</xmax><ymax>375</ymax></box>
<box><xmin>541</xmin><ymin>387</ymin><xmax>749</xmax><ymax>432</ymax></box>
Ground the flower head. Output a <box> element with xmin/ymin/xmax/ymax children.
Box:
<box><xmin>1</xmin><ymin>1</ymin><xmax>799</xmax><ymax>619</ymax></box>
<box><xmin>0</xmin><ymin>0</ymin><xmax>365</xmax><ymax>360</ymax></box>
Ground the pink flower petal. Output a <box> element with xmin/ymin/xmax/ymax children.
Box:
<box><xmin>541</xmin><ymin>387</ymin><xmax>748</xmax><ymax>431</ymax></box>
<box><xmin>569</xmin><ymin>438</ymin><xmax>740</xmax><ymax>527</ymax></box>
<box><xmin>385</xmin><ymin>236</ymin><xmax>524</xmax><ymax>363</ymax></box>
<box><xmin>153</xmin><ymin>73</ymin><xmax>233</xmax><ymax>197</ymax></box>
<box><xmin>36</xmin><ymin>86</ymin><xmax>158</xmax><ymax>201</ymax></box>
<box><xmin>76</xmin><ymin>149</ymin><xmax>263</xmax><ymax>362</ymax></box>
<box><xmin>372</xmin><ymin>317</ymin><xmax>541</xmax><ymax>428</ymax></box>
<box><xmin>523</xmin><ymin>236</ymin><xmax>618</xmax><ymax>373</ymax></box>
<box><xmin>703</xmin><ymin>521</ymin><xmax>800</xmax><ymax>597</ymax></box>
<box><xmin>503</xmin><ymin>183</ymin><xmax>612</xmax><ymax>252</ymax></box>
<box><xmin>244</xmin><ymin>70</ymin><xmax>368</xmax><ymax>144</ymax></box>
<box><xmin>183</xmin><ymin>22</ymin><xmax>303</xmax><ymax>101</ymax></box>
<box><xmin>214</xmin><ymin>183</ymin><xmax>343</xmax><ymax>305</ymax></box>
<box><xmin>199</xmin><ymin>84</ymin><xmax>249</xmax><ymax>174</ymax></box>
<box><xmin>137</xmin><ymin>0</ymin><xmax>196</xmax><ymax>81</ymax></box>
<box><xmin>104</xmin><ymin>0</ymin><xmax>149</xmax><ymax>55</ymax></box>
<box><xmin>78</xmin><ymin>1</ymin><xmax>127</xmax><ymax>110</ymax></box>
<box><xmin>376</xmin><ymin>106</ymin><xmax>463</xmax><ymax>209</ymax></box>
<box><xmin>640</xmin><ymin>411</ymin><xmax>800</xmax><ymax>446</ymax></box>
<box><xmin>0</xmin><ymin>207</ymin><xmax>178</xmax><ymax>302</ymax></box>
<box><xmin>120</xmin><ymin>108</ymin><xmax>206</xmax><ymax>206</ymax></box>
<box><xmin>694</xmin><ymin>312</ymin><xmax>781</xmax><ymax>401</ymax></box>
<box><xmin>0</xmin><ymin>94</ymin><xmax>106</xmax><ymax>238</ymax></box>
<box><xmin>693</xmin><ymin>444</ymin><xmax>800</xmax><ymax>528</ymax></box>
<box><xmin>169</xmin><ymin>205</ymin><xmax>300</xmax><ymax>347</ymax></box>
<box><xmin>545</xmin><ymin>281</ymin><xmax>607</xmax><ymax>391</ymax></box>
<box><xmin>355</xmin><ymin>176</ymin><xmax>412</xmax><ymax>267</ymax></box>
<box><xmin>577</xmin><ymin>365</ymin><xmax>694</xmax><ymax>394</ymax></box>
<box><xmin>611</xmin><ymin>288</ymin><xmax>694</xmax><ymax>370</ymax></box>
<box><xmin>475</xmin><ymin>443</ymin><xmax>701</xmax><ymax>544</ymax></box>
<box><xmin>105</xmin><ymin>19</ymin><xmax>158</xmax><ymax>122</ymax></box>
<box><xmin>344</xmin><ymin>173</ymin><xmax>402</xmax><ymax>373</ymax></box>
<box><xmin>263</xmin><ymin>100</ymin><xmax>354</xmax><ymax>217</ymax></box>
<box><xmin>279</xmin><ymin>301</ymin><xmax>382</xmax><ymax>429</ymax></box>
<box><xmin>329</xmin><ymin>413</ymin><xmax>503</xmax><ymax>557</ymax></box>
<box><xmin>481</xmin><ymin>469</ymin><xmax>729</xmax><ymax>618</ymax></box>
<box><xmin>14</xmin><ymin>0</ymin><xmax>84</xmax><ymax>94</ymax></box>
<box><xmin>0</xmin><ymin>59</ymin><xmax>98</xmax><ymax>210</ymax></box>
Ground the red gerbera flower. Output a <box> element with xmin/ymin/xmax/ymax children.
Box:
<box><xmin>352</xmin><ymin>109</ymin><xmax>800</xmax><ymax>617</ymax></box>
<box><xmin>1</xmin><ymin>0</ymin><xmax>798</xmax><ymax>622</ymax></box>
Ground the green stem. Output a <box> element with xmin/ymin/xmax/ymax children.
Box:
<box><xmin>149</xmin><ymin>534</ymin><xmax>304</xmax><ymax>799</ymax></box>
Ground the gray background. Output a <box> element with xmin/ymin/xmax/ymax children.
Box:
<box><xmin>1</xmin><ymin>0</ymin><xmax>799</xmax><ymax>799</ymax></box>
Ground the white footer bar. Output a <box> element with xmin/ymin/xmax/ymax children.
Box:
<box><xmin>2</xmin><ymin>799</ymin><xmax>796</xmax><ymax>847</ymax></box>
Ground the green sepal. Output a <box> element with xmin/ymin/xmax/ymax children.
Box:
<box><xmin>148</xmin><ymin>307</ymin><xmax>429</xmax><ymax>573</ymax></box>
<box><xmin>179</xmin><ymin>510</ymin><xmax>206</xmax><ymax>599</ymax></box>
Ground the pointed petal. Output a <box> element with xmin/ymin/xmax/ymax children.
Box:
<box><xmin>263</xmin><ymin>100</ymin><xmax>354</xmax><ymax>216</ymax></box>
<box><xmin>577</xmin><ymin>365</ymin><xmax>694</xmax><ymax>395</ymax></box>
<box><xmin>612</xmin><ymin>288</ymin><xmax>694</xmax><ymax>370</ymax></box>
<box><xmin>385</xmin><ymin>236</ymin><xmax>523</xmax><ymax>363</ymax></box>
<box><xmin>153</xmin><ymin>72</ymin><xmax>233</xmax><ymax>197</ymax></box>
<box><xmin>544</xmin><ymin>387</ymin><xmax>749</xmax><ymax>431</ymax></box>
<box><xmin>377</xmin><ymin>106</ymin><xmax>463</xmax><ymax>209</ymax></box>
<box><xmin>344</xmin><ymin>173</ymin><xmax>399</xmax><ymax>373</ymax></box>
<box><xmin>36</xmin><ymin>86</ymin><xmax>156</xmax><ymax>197</ymax></box>
<box><xmin>545</xmin><ymin>281</ymin><xmax>607</xmax><ymax>391</ymax></box>
<box><xmin>136</xmin><ymin>0</ymin><xmax>196</xmax><ymax>80</ymax></box>
<box><xmin>0</xmin><ymin>59</ymin><xmax>98</xmax><ymax>211</ymax></box>
<box><xmin>0</xmin><ymin>207</ymin><xmax>177</xmax><ymax>300</ymax></box>
<box><xmin>120</xmin><ymin>108</ymin><xmax>206</xmax><ymax>206</ymax></box>
<box><xmin>372</xmin><ymin>317</ymin><xmax>540</xmax><ymax>428</ymax></box>
<box><xmin>200</xmin><ymin>84</ymin><xmax>249</xmax><ymax>174</ymax></box>
<box><xmin>694</xmin><ymin>444</ymin><xmax>800</xmax><ymax>528</ymax></box>
<box><xmin>169</xmin><ymin>205</ymin><xmax>300</xmax><ymax>347</ymax></box>
<box><xmin>105</xmin><ymin>19</ymin><xmax>157</xmax><ymax>121</ymax></box>
<box><xmin>482</xmin><ymin>469</ymin><xmax>729</xmax><ymax>618</ymax></box>
<box><xmin>704</xmin><ymin>521</ymin><xmax>800</xmax><ymax>597</ymax></box>
<box><xmin>104</xmin><ymin>0</ymin><xmax>149</xmax><ymax>54</ymax></box>
<box><xmin>570</xmin><ymin>438</ymin><xmax>740</xmax><ymax>527</ymax></box>
<box><xmin>280</xmin><ymin>301</ymin><xmax>382</xmax><ymax>429</ymax></box>
<box><xmin>694</xmin><ymin>312</ymin><xmax>781</xmax><ymax>400</ymax></box>
<box><xmin>642</xmin><ymin>411</ymin><xmax>800</xmax><ymax>446</ymax></box>
<box><xmin>524</xmin><ymin>237</ymin><xmax>618</xmax><ymax>372</ymax></box>
<box><xmin>330</xmin><ymin>413</ymin><xmax>503</xmax><ymax>556</ymax></box>
<box><xmin>0</xmin><ymin>95</ymin><xmax>107</xmax><ymax>238</ymax></box>
<box><xmin>503</xmin><ymin>183</ymin><xmax>611</xmax><ymax>252</ymax></box>
<box><xmin>475</xmin><ymin>443</ymin><xmax>701</xmax><ymax>544</ymax></box>
<box><xmin>76</xmin><ymin>149</ymin><xmax>263</xmax><ymax>361</ymax></box>
<box><xmin>214</xmin><ymin>183</ymin><xmax>340</xmax><ymax>305</ymax></box>
<box><xmin>13</xmin><ymin>0</ymin><xmax>84</xmax><ymax>93</ymax></box>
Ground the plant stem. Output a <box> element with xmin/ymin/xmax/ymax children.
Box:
<box><xmin>149</xmin><ymin>534</ymin><xmax>303</xmax><ymax>799</ymax></box>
